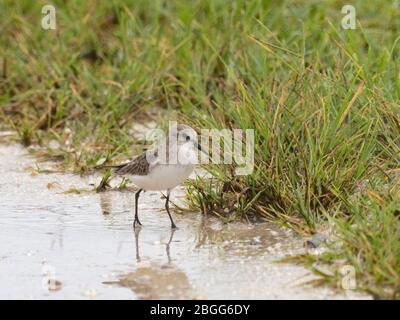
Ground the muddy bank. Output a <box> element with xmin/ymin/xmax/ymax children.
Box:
<box><xmin>0</xmin><ymin>143</ymin><xmax>368</xmax><ymax>299</ymax></box>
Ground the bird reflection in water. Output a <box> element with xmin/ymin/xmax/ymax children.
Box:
<box><xmin>102</xmin><ymin>219</ymin><xmax>195</xmax><ymax>299</ymax></box>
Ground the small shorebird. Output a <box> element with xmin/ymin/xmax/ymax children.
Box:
<box><xmin>110</xmin><ymin>124</ymin><xmax>201</xmax><ymax>229</ymax></box>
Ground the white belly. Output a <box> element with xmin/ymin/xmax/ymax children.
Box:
<box><xmin>130</xmin><ymin>164</ymin><xmax>194</xmax><ymax>191</ymax></box>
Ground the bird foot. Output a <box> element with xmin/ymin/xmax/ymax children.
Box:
<box><xmin>133</xmin><ymin>220</ymin><xmax>143</xmax><ymax>229</ymax></box>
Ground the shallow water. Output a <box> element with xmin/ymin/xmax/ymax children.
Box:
<box><xmin>0</xmin><ymin>143</ymin><xmax>367</xmax><ymax>299</ymax></box>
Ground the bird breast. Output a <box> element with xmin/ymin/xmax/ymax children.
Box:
<box><xmin>130</xmin><ymin>164</ymin><xmax>194</xmax><ymax>191</ymax></box>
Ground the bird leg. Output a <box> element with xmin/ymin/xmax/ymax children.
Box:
<box><xmin>165</xmin><ymin>190</ymin><xmax>177</xmax><ymax>229</ymax></box>
<box><xmin>134</xmin><ymin>188</ymin><xmax>143</xmax><ymax>228</ymax></box>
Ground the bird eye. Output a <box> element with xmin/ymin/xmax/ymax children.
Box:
<box><xmin>185</xmin><ymin>135</ymin><xmax>190</xmax><ymax>141</ymax></box>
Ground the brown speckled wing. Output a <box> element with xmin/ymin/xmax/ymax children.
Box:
<box><xmin>114</xmin><ymin>153</ymin><xmax>150</xmax><ymax>176</ymax></box>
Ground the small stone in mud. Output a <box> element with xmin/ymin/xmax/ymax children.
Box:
<box><xmin>47</xmin><ymin>182</ymin><xmax>61</xmax><ymax>189</ymax></box>
<box><xmin>304</xmin><ymin>233</ymin><xmax>328</xmax><ymax>249</ymax></box>
<box><xmin>48</xmin><ymin>279</ymin><xmax>62</xmax><ymax>291</ymax></box>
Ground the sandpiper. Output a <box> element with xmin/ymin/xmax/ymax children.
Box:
<box><xmin>110</xmin><ymin>124</ymin><xmax>201</xmax><ymax>229</ymax></box>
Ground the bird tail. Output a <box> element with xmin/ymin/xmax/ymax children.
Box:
<box><xmin>93</xmin><ymin>163</ymin><xmax>126</xmax><ymax>170</ymax></box>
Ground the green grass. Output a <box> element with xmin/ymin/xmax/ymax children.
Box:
<box><xmin>288</xmin><ymin>182</ymin><xmax>400</xmax><ymax>299</ymax></box>
<box><xmin>1</xmin><ymin>0</ymin><xmax>399</xmax><ymax>298</ymax></box>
